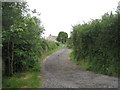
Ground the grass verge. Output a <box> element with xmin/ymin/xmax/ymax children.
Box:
<box><xmin>69</xmin><ymin>51</ymin><xmax>90</xmax><ymax>71</ymax></box>
<box><xmin>41</xmin><ymin>47</ymin><xmax>60</xmax><ymax>60</ymax></box>
<box><xmin>2</xmin><ymin>71</ymin><xmax>41</xmax><ymax>88</ymax></box>
<box><xmin>69</xmin><ymin>51</ymin><xmax>119</xmax><ymax>77</ymax></box>
<box><xmin>2</xmin><ymin>46</ymin><xmax>61</xmax><ymax>88</ymax></box>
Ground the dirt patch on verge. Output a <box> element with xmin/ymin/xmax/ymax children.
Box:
<box><xmin>22</xmin><ymin>74</ymin><xmax>32</xmax><ymax>80</ymax></box>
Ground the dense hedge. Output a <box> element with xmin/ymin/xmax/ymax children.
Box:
<box><xmin>70</xmin><ymin>13</ymin><xmax>119</xmax><ymax>76</ymax></box>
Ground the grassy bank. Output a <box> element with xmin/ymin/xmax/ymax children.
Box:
<box><xmin>2</xmin><ymin>44</ymin><xmax>62</xmax><ymax>88</ymax></box>
<box><xmin>70</xmin><ymin>51</ymin><xmax>89</xmax><ymax>71</ymax></box>
<box><xmin>70</xmin><ymin>51</ymin><xmax>119</xmax><ymax>77</ymax></box>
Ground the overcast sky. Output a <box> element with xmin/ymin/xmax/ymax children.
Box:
<box><xmin>27</xmin><ymin>0</ymin><xmax>119</xmax><ymax>38</ymax></box>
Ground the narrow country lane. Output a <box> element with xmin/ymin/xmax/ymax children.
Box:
<box><xmin>41</xmin><ymin>47</ymin><xmax>118</xmax><ymax>88</ymax></box>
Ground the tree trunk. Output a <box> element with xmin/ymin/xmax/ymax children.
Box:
<box><xmin>7</xmin><ymin>42</ymin><xmax>11</xmax><ymax>76</ymax></box>
<box><xmin>7</xmin><ymin>42</ymin><xmax>14</xmax><ymax>76</ymax></box>
<box><xmin>11</xmin><ymin>42</ymin><xmax>14</xmax><ymax>75</ymax></box>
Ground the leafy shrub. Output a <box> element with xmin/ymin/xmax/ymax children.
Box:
<box><xmin>70</xmin><ymin>13</ymin><xmax>119</xmax><ymax>77</ymax></box>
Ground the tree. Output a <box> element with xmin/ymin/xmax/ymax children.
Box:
<box><xmin>117</xmin><ymin>1</ymin><xmax>120</xmax><ymax>13</ymax></box>
<box><xmin>56</xmin><ymin>31</ymin><xmax>68</xmax><ymax>43</ymax></box>
<box><xmin>2</xmin><ymin>2</ymin><xmax>58</xmax><ymax>78</ymax></box>
<box><xmin>2</xmin><ymin>2</ymin><xmax>28</xmax><ymax>76</ymax></box>
<box><xmin>2</xmin><ymin>2</ymin><xmax>44</xmax><ymax>76</ymax></box>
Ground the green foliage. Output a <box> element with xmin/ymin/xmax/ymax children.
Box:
<box><xmin>47</xmin><ymin>41</ymin><xmax>58</xmax><ymax>50</ymax></box>
<box><xmin>67</xmin><ymin>37</ymin><xmax>73</xmax><ymax>48</ymax></box>
<box><xmin>2</xmin><ymin>2</ymin><xmax>58</xmax><ymax>77</ymax></box>
<box><xmin>56</xmin><ymin>31</ymin><xmax>68</xmax><ymax>43</ymax></box>
<box><xmin>70</xmin><ymin>12</ymin><xmax>119</xmax><ymax>77</ymax></box>
<box><xmin>2</xmin><ymin>43</ymin><xmax>59</xmax><ymax>88</ymax></box>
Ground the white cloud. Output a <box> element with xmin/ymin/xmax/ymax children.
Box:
<box><xmin>27</xmin><ymin>0</ymin><xmax>119</xmax><ymax>37</ymax></box>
